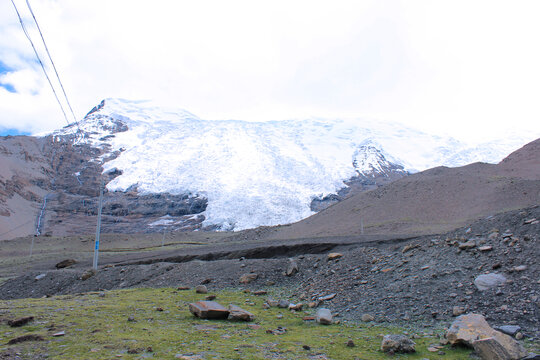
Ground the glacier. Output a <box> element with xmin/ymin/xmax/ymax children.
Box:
<box><xmin>53</xmin><ymin>98</ymin><xmax>539</xmax><ymax>231</ymax></box>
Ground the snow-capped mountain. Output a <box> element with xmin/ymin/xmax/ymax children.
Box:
<box><xmin>49</xmin><ymin>98</ymin><xmax>537</xmax><ymax>231</ymax></box>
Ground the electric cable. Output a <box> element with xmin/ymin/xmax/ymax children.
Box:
<box><xmin>9</xmin><ymin>0</ymin><xmax>70</xmax><ymax>126</ymax></box>
<box><xmin>25</xmin><ymin>0</ymin><xmax>78</xmax><ymax>126</ymax></box>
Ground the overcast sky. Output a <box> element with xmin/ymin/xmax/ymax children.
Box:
<box><xmin>1</xmin><ymin>0</ymin><xmax>539</xmax><ymax>143</ymax></box>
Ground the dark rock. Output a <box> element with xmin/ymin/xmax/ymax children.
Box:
<box><xmin>8</xmin><ymin>316</ymin><xmax>34</xmax><ymax>327</ymax></box>
<box><xmin>495</xmin><ymin>325</ymin><xmax>521</xmax><ymax>336</ymax></box>
<box><xmin>55</xmin><ymin>259</ymin><xmax>77</xmax><ymax>269</ymax></box>
<box><xmin>7</xmin><ymin>334</ymin><xmax>44</xmax><ymax>345</ymax></box>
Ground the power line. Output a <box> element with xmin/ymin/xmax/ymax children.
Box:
<box><xmin>10</xmin><ymin>0</ymin><xmax>70</xmax><ymax>126</ymax></box>
<box><xmin>25</xmin><ymin>0</ymin><xmax>78</xmax><ymax>125</ymax></box>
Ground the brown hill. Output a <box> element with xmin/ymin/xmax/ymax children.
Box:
<box><xmin>260</xmin><ymin>138</ymin><xmax>540</xmax><ymax>240</ymax></box>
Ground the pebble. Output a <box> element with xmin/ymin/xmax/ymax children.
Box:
<box><xmin>195</xmin><ymin>285</ymin><xmax>208</xmax><ymax>294</ymax></box>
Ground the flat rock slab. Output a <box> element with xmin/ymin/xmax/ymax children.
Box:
<box><xmin>189</xmin><ymin>301</ymin><xmax>229</xmax><ymax>319</ymax></box>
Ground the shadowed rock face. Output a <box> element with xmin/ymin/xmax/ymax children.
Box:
<box><xmin>0</xmin><ymin>130</ymin><xmax>208</xmax><ymax>239</ymax></box>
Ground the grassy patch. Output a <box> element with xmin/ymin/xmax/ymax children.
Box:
<box><xmin>1</xmin><ymin>287</ymin><xmax>475</xmax><ymax>359</ymax></box>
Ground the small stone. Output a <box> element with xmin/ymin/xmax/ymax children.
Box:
<box><xmin>381</xmin><ymin>334</ymin><xmax>416</xmax><ymax>353</ymax></box>
<box><xmin>177</xmin><ymin>286</ymin><xmax>190</xmax><ymax>290</ymax></box>
<box><xmin>459</xmin><ymin>240</ymin><xmax>476</xmax><ymax>250</ymax></box>
<box><xmin>308</xmin><ymin>301</ymin><xmax>318</xmax><ymax>308</ymax></box>
<box><xmin>452</xmin><ymin>306</ymin><xmax>466</xmax><ymax>317</ymax></box>
<box><xmin>302</xmin><ymin>345</ymin><xmax>311</xmax><ymax>350</ymax></box>
<box><xmin>346</xmin><ymin>340</ymin><xmax>355</xmax><ymax>347</ymax></box>
<box><xmin>515</xmin><ymin>332</ymin><xmax>524</xmax><ymax>340</ymax></box>
<box><xmin>361</xmin><ymin>314</ymin><xmax>374</xmax><ymax>322</ymax></box>
<box><xmin>286</xmin><ymin>258</ymin><xmax>299</xmax><ymax>276</ymax></box>
<box><xmin>277</xmin><ymin>300</ymin><xmax>290</xmax><ymax>308</ymax></box>
<box><xmin>127</xmin><ymin>316</ymin><xmax>135</xmax><ymax>322</ymax></box>
<box><xmin>495</xmin><ymin>325</ymin><xmax>521</xmax><ymax>336</ymax></box>
<box><xmin>52</xmin><ymin>331</ymin><xmax>65</xmax><ymax>337</ymax></box>
<box><xmin>266</xmin><ymin>298</ymin><xmax>279</xmax><ymax>307</ymax></box>
<box><xmin>205</xmin><ymin>295</ymin><xmax>216</xmax><ymax>301</ymax></box>
<box><xmin>253</xmin><ymin>290</ymin><xmax>267</xmax><ymax>295</ymax></box>
<box><xmin>478</xmin><ymin>246</ymin><xmax>492</xmax><ymax>252</ymax></box>
<box><xmin>512</xmin><ymin>265</ymin><xmax>527</xmax><ymax>272</ymax></box>
<box><xmin>81</xmin><ymin>269</ymin><xmax>96</xmax><ymax>281</ymax></box>
<box><xmin>156</xmin><ymin>307</ymin><xmax>164</xmax><ymax>312</ymax></box>
<box><xmin>402</xmin><ymin>244</ymin><xmax>418</xmax><ymax>253</ymax></box>
<box><xmin>55</xmin><ymin>259</ymin><xmax>77</xmax><ymax>269</ymax></box>
<box><xmin>327</xmin><ymin>252</ymin><xmax>343</xmax><ymax>260</ymax></box>
<box><xmin>315</xmin><ymin>308</ymin><xmax>333</xmax><ymax>325</ymax></box>
<box><xmin>35</xmin><ymin>273</ymin><xmax>47</xmax><ymax>280</ymax></box>
<box><xmin>474</xmin><ymin>273</ymin><xmax>507</xmax><ymax>291</ymax></box>
<box><xmin>195</xmin><ymin>285</ymin><xmax>208</xmax><ymax>294</ymax></box>
<box><xmin>201</xmin><ymin>278</ymin><xmax>212</xmax><ymax>284</ymax></box>
<box><xmin>239</xmin><ymin>273</ymin><xmax>258</xmax><ymax>284</ymax></box>
<box><xmin>228</xmin><ymin>305</ymin><xmax>255</xmax><ymax>321</ymax></box>
<box><xmin>318</xmin><ymin>293</ymin><xmax>337</xmax><ymax>301</ymax></box>
<box><xmin>288</xmin><ymin>303</ymin><xmax>303</xmax><ymax>311</ymax></box>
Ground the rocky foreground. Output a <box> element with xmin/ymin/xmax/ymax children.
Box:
<box><xmin>1</xmin><ymin>204</ymin><xmax>538</xmax><ymax>350</ymax></box>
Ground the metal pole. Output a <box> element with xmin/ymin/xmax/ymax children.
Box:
<box><xmin>93</xmin><ymin>179</ymin><xmax>104</xmax><ymax>270</ymax></box>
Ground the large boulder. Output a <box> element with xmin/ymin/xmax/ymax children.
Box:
<box><xmin>381</xmin><ymin>334</ymin><xmax>416</xmax><ymax>353</ymax></box>
<box><xmin>188</xmin><ymin>301</ymin><xmax>229</xmax><ymax>319</ymax></box>
<box><xmin>446</xmin><ymin>314</ymin><xmax>528</xmax><ymax>360</ymax></box>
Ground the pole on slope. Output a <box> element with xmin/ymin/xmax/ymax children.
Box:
<box><xmin>360</xmin><ymin>217</ymin><xmax>364</xmax><ymax>235</ymax></box>
<box><xmin>93</xmin><ymin>179</ymin><xmax>104</xmax><ymax>270</ymax></box>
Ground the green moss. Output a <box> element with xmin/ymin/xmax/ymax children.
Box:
<box><xmin>0</xmin><ymin>287</ymin><xmax>478</xmax><ymax>359</ymax></box>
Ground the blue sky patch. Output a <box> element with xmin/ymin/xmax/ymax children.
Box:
<box><xmin>0</xmin><ymin>61</ymin><xmax>16</xmax><ymax>93</ymax></box>
<box><xmin>0</xmin><ymin>128</ymin><xmax>30</xmax><ymax>136</ymax></box>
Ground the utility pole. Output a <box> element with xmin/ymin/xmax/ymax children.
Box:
<box><xmin>93</xmin><ymin>179</ymin><xmax>104</xmax><ymax>270</ymax></box>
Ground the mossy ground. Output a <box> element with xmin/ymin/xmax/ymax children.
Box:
<box><xmin>0</xmin><ymin>287</ymin><xmax>479</xmax><ymax>359</ymax></box>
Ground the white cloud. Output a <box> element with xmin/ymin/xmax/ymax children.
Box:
<box><xmin>0</xmin><ymin>0</ymin><xmax>539</xmax><ymax>142</ymax></box>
